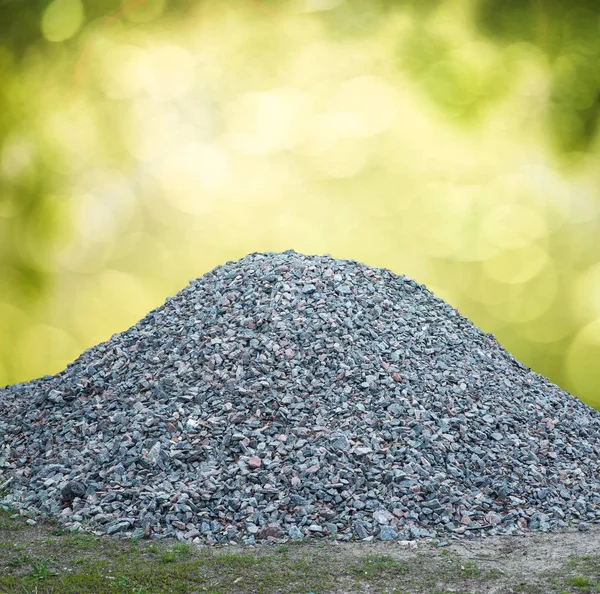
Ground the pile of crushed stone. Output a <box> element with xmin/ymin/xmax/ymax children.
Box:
<box><xmin>1</xmin><ymin>250</ymin><xmax>599</xmax><ymax>545</ymax></box>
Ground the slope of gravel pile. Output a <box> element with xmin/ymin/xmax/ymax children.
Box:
<box><xmin>1</xmin><ymin>250</ymin><xmax>600</xmax><ymax>545</ymax></box>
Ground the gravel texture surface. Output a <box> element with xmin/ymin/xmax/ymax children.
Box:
<box><xmin>1</xmin><ymin>250</ymin><xmax>599</xmax><ymax>545</ymax></box>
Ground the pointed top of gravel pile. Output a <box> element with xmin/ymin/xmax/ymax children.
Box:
<box><xmin>1</xmin><ymin>250</ymin><xmax>599</xmax><ymax>544</ymax></box>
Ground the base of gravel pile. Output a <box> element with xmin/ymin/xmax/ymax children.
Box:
<box><xmin>1</xmin><ymin>250</ymin><xmax>600</xmax><ymax>546</ymax></box>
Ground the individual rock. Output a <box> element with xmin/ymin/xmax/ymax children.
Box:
<box><xmin>257</xmin><ymin>524</ymin><xmax>282</xmax><ymax>540</ymax></box>
<box><xmin>379</xmin><ymin>526</ymin><xmax>399</xmax><ymax>541</ymax></box>
<box><xmin>147</xmin><ymin>442</ymin><xmax>161</xmax><ymax>465</ymax></box>
<box><xmin>60</xmin><ymin>481</ymin><xmax>86</xmax><ymax>504</ymax></box>
<box><xmin>288</xmin><ymin>526</ymin><xmax>303</xmax><ymax>540</ymax></box>
<box><xmin>330</xmin><ymin>434</ymin><xmax>350</xmax><ymax>450</ymax></box>
<box><xmin>373</xmin><ymin>510</ymin><xmax>392</xmax><ymax>525</ymax></box>
<box><xmin>354</xmin><ymin>522</ymin><xmax>369</xmax><ymax>539</ymax></box>
<box><xmin>247</xmin><ymin>456</ymin><xmax>262</xmax><ymax>470</ymax></box>
<box><xmin>105</xmin><ymin>520</ymin><xmax>131</xmax><ymax>535</ymax></box>
<box><xmin>324</xmin><ymin>522</ymin><xmax>338</xmax><ymax>536</ymax></box>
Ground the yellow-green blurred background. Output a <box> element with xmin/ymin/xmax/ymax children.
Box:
<box><xmin>1</xmin><ymin>0</ymin><xmax>600</xmax><ymax>409</ymax></box>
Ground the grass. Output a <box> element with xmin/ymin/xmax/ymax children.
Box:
<box><xmin>1</xmin><ymin>506</ymin><xmax>600</xmax><ymax>593</ymax></box>
<box><xmin>0</xmin><ymin>510</ymin><xmax>25</xmax><ymax>531</ymax></box>
<box><xmin>559</xmin><ymin>555</ymin><xmax>600</xmax><ymax>593</ymax></box>
<box><xmin>349</xmin><ymin>553</ymin><xmax>409</xmax><ymax>580</ymax></box>
<box><xmin>160</xmin><ymin>543</ymin><xmax>192</xmax><ymax>563</ymax></box>
<box><xmin>27</xmin><ymin>560</ymin><xmax>60</xmax><ymax>580</ymax></box>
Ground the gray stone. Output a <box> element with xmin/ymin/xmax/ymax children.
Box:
<box><xmin>354</xmin><ymin>522</ymin><xmax>369</xmax><ymax>539</ymax></box>
<box><xmin>246</xmin><ymin>523</ymin><xmax>259</xmax><ymax>534</ymax></box>
<box><xmin>379</xmin><ymin>526</ymin><xmax>399</xmax><ymax>541</ymax></box>
<box><xmin>132</xmin><ymin>527</ymin><xmax>146</xmax><ymax>539</ymax></box>
<box><xmin>105</xmin><ymin>520</ymin><xmax>131</xmax><ymax>534</ymax></box>
<box><xmin>373</xmin><ymin>510</ymin><xmax>391</xmax><ymax>525</ymax></box>
<box><xmin>324</xmin><ymin>522</ymin><xmax>338</xmax><ymax>536</ymax></box>
<box><xmin>330</xmin><ymin>434</ymin><xmax>350</xmax><ymax>450</ymax></box>
<box><xmin>60</xmin><ymin>481</ymin><xmax>87</xmax><ymax>503</ymax></box>
<box><xmin>288</xmin><ymin>525</ymin><xmax>303</xmax><ymax>540</ymax></box>
<box><xmin>148</xmin><ymin>442</ymin><xmax>161</xmax><ymax>465</ymax></box>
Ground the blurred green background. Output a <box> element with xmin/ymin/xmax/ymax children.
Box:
<box><xmin>1</xmin><ymin>0</ymin><xmax>600</xmax><ymax>409</ymax></box>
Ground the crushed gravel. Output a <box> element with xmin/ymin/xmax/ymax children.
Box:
<box><xmin>1</xmin><ymin>250</ymin><xmax>599</xmax><ymax>545</ymax></box>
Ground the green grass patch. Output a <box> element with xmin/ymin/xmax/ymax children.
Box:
<box><xmin>25</xmin><ymin>560</ymin><xmax>60</xmax><ymax>581</ymax></box>
<box><xmin>569</xmin><ymin>575</ymin><xmax>600</xmax><ymax>592</ymax></box>
<box><xmin>7</xmin><ymin>552</ymin><xmax>37</xmax><ymax>567</ymax></box>
<box><xmin>0</xmin><ymin>508</ymin><xmax>25</xmax><ymax>531</ymax></box>
<box><xmin>211</xmin><ymin>551</ymin><xmax>261</xmax><ymax>569</ymax></box>
<box><xmin>60</xmin><ymin>532</ymin><xmax>101</xmax><ymax>551</ymax></box>
<box><xmin>160</xmin><ymin>543</ymin><xmax>192</xmax><ymax>563</ymax></box>
<box><xmin>350</xmin><ymin>553</ymin><xmax>409</xmax><ymax>581</ymax></box>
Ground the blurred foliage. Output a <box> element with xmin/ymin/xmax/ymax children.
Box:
<box><xmin>474</xmin><ymin>0</ymin><xmax>600</xmax><ymax>154</ymax></box>
<box><xmin>2</xmin><ymin>0</ymin><xmax>600</xmax><ymax>149</ymax></box>
<box><xmin>0</xmin><ymin>0</ymin><xmax>600</xmax><ymax>409</ymax></box>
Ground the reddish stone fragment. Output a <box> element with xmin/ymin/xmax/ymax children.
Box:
<box><xmin>257</xmin><ymin>524</ymin><xmax>282</xmax><ymax>540</ymax></box>
<box><xmin>485</xmin><ymin>512</ymin><xmax>502</xmax><ymax>525</ymax></box>
<box><xmin>248</xmin><ymin>456</ymin><xmax>262</xmax><ymax>469</ymax></box>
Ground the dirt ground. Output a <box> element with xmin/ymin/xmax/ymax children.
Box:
<box><xmin>328</xmin><ymin>524</ymin><xmax>600</xmax><ymax>592</ymax></box>
<box><xmin>2</xmin><ymin>507</ymin><xmax>600</xmax><ymax>593</ymax></box>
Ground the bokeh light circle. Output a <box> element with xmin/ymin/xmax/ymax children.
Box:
<box><xmin>334</xmin><ymin>76</ymin><xmax>399</xmax><ymax>137</ymax></box>
<box><xmin>227</xmin><ymin>88</ymin><xmax>313</xmax><ymax>154</ymax></box>
<box><xmin>157</xmin><ymin>142</ymin><xmax>230</xmax><ymax>214</ymax></box>
<box><xmin>482</xmin><ymin>259</ymin><xmax>558</xmax><ymax>324</ymax></box>
<box><xmin>482</xmin><ymin>203</ymin><xmax>548</xmax><ymax>250</ymax></box>
<box><xmin>41</xmin><ymin>0</ymin><xmax>84</xmax><ymax>42</ymax></box>
<box><xmin>139</xmin><ymin>44</ymin><xmax>195</xmax><ymax>102</ymax></box>
<box><xmin>99</xmin><ymin>44</ymin><xmax>147</xmax><ymax>100</ymax></box>
<box><xmin>122</xmin><ymin>0</ymin><xmax>165</xmax><ymax>23</ymax></box>
<box><xmin>482</xmin><ymin>244</ymin><xmax>549</xmax><ymax>285</ymax></box>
